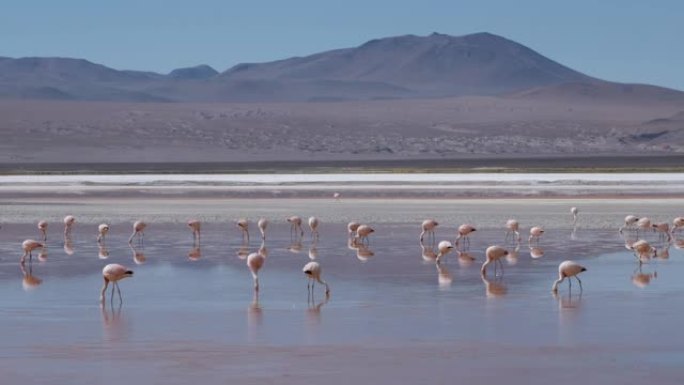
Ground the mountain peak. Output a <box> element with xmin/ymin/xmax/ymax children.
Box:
<box><xmin>168</xmin><ymin>64</ymin><xmax>218</xmax><ymax>80</ymax></box>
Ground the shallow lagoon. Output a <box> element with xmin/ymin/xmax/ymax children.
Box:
<box><xmin>1</xmin><ymin>197</ymin><xmax>683</xmax><ymax>384</ymax></box>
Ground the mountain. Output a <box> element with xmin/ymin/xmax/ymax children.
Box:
<box><xmin>0</xmin><ymin>33</ymin><xmax>682</xmax><ymax>102</ymax></box>
<box><xmin>168</xmin><ymin>64</ymin><xmax>218</xmax><ymax>80</ymax></box>
<box><xmin>221</xmin><ymin>32</ymin><xmax>592</xmax><ymax>97</ymax></box>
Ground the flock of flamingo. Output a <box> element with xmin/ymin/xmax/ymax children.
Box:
<box><xmin>16</xmin><ymin>206</ymin><xmax>684</xmax><ymax>305</ymax></box>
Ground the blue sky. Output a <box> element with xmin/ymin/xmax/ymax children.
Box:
<box><xmin>1</xmin><ymin>0</ymin><xmax>682</xmax><ymax>90</ymax></box>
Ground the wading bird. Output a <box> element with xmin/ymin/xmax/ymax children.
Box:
<box><xmin>347</xmin><ymin>221</ymin><xmax>361</xmax><ymax>238</ymax></box>
<box><xmin>529</xmin><ymin>226</ymin><xmax>544</xmax><ymax>244</ymax></box>
<box><xmin>37</xmin><ymin>220</ymin><xmax>48</xmax><ymax>241</ymax></box>
<box><xmin>481</xmin><ymin>245</ymin><xmax>508</xmax><ymax>277</ymax></box>
<box><xmin>308</xmin><ymin>216</ymin><xmax>320</xmax><ymax>240</ymax></box>
<box><xmin>257</xmin><ymin>218</ymin><xmax>268</xmax><ymax>240</ymax></box>
<box><xmin>97</xmin><ymin>223</ymin><xmax>110</xmax><ymax>244</ymax></box>
<box><xmin>246</xmin><ymin>252</ymin><xmax>265</xmax><ymax>291</ymax></box>
<box><xmin>570</xmin><ymin>207</ymin><xmax>579</xmax><ymax>225</ymax></box>
<box><xmin>287</xmin><ymin>216</ymin><xmax>304</xmax><ymax>238</ymax></box>
<box><xmin>455</xmin><ymin>224</ymin><xmax>476</xmax><ymax>250</ymax></box>
<box><xmin>188</xmin><ymin>219</ymin><xmax>201</xmax><ymax>243</ymax></box>
<box><xmin>99</xmin><ymin>264</ymin><xmax>134</xmax><ymax>304</ymax></box>
<box><xmin>63</xmin><ymin>215</ymin><xmax>75</xmax><ymax>236</ymax></box>
<box><xmin>237</xmin><ymin>218</ymin><xmax>250</xmax><ymax>242</ymax></box>
<box><xmin>619</xmin><ymin>215</ymin><xmax>639</xmax><ymax>234</ymax></box>
<box><xmin>355</xmin><ymin>224</ymin><xmax>375</xmax><ymax>244</ymax></box>
<box><xmin>505</xmin><ymin>219</ymin><xmax>520</xmax><ymax>243</ymax></box>
<box><xmin>21</xmin><ymin>239</ymin><xmax>43</xmax><ymax>264</ymax></box>
<box><xmin>303</xmin><ymin>261</ymin><xmax>329</xmax><ymax>294</ymax></box>
<box><xmin>128</xmin><ymin>220</ymin><xmax>146</xmax><ymax>244</ymax></box>
<box><xmin>420</xmin><ymin>219</ymin><xmax>439</xmax><ymax>243</ymax></box>
<box><xmin>435</xmin><ymin>240</ymin><xmax>454</xmax><ymax>264</ymax></box>
<box><xmin>551</xmin><ymin>261</ymin><xmax>586</xmax><ymax>293</ymax></box>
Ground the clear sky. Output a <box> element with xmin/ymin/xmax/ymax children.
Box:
<box><xmin>1</xmin><ymin>0</ymin><xmax>682</xmax><ymax>90</ymax></box>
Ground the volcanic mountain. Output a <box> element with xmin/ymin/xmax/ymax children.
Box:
<box><xmin>0</xmin><ymin>32</ymin><xmax>682</xmax><ymax>102</ymax></box>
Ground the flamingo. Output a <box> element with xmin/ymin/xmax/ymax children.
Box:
<box><xmin>188</xmin><ymin>219</ymin><xmax>201</xmax><ymax>243</ymax></box>
<box><xmin>37</xmin><ymin>220</ymin><xmax>48</xmax><ymax>241</ymax></box>
<box><xmin>636</xmin><ymin>217</ymin><xmax>652</xmax><ymax>237</ymax></box>
<box><xmin>237</xmin><ymin>218</ymin><xmax>250</xmax><ymax>242</ymax></box>
<box><xmin>652</xmin><ymin>222</ymin><xmax>671</xmax><ymax>242</ymax></box>
<box><xmin>308</xmin><ymin>216</ymin><xmax>320</xmax><ymax>240</ymax></box>
<box><xmin>302</xmin><ymin>261</ymin><xmax>330</xmax><ymax>294</ymax></box>
<box><xmin>672</xmin><ymin>217</ymin><xmax>684</xmax><ymax>234</ymax></box>
<box><xmin>570</xmin><ymin>207</ymin><xmax>579</xmax><ymax>225</ymax></box>
<box><xmin>128</xmin><ymin>220</ymin><xmax>146</xmax><ymax>244</ymax></box>
<box><xmin>287</xmin><ymin>216</ymin><xmax>304</xmax><ymax>238</ymax></box>
<box><xmin>97</xmin><ymin>223</ymin><xmax>110</xmax><ymax>244</ymax></box>
<box><xmin>355</xmin><ymin>224</ymin><xmax>374</xmax><ymax>244</ymax></box>
<box><xmin>480</xmin><ymin>245</ymin><xmax>508</xmax><ymax>277</ymax></box>
<box><xmin>455</xmin><ymin>224</ymin><xmax>476</xmax><ymax>250</ymax></box>
<box><xmin>435</xmin><ymin>240</ymin><xmax>454</xmax><ymax>264</ymax></box>
<box><xmin>257</xmin><ymin>218</ymin><xmax>268</xmax><ymax>240</ymax></box>
<box><xmin>99</xmin><ymin>263</ymin><xmax>134</xmax><ymax>304</ymax></box>
<box><xmin>630</xmin><ymin>240</ymin><xmax>656</xmax><ymax>263</ymax></box>
<box><xmin>20</xmin><ymin>239</ymin><xmax>44</xmax><ymax>264</ymax></box>
<box><xmin>420</xmin><ymin>219</ymin><xmax>439</xmax><ymax>243</ymax></box>
<box><xmin>63</xmin><ymin>215</ymin><xmax>75</xmax><ymax>236</ymax></box>
<box><xmin>333</xmin><ymin>192</ymin><xmax>341</xmax><ymax>201</ymax></box>
<box><xmin>529</xmin><ymin>226</ymin><xmax>544</xmax><ymax>244</ymax></box>
<box><xmin>551</xmin><ymin>261</ymin><xmax>587</xmax><ymax>293</ymax></box>
<box><xmin>246</xmin><ymin>252</ymin><xmax>266</xmax><ymax>291</ymax></box>
<box><xmin>505</xmin><ymin>219</ymin><xmax>521</xmax><ymax>243</ymax></box>
<box><xmin>619</xmin><ymin>215</ymin><xmax>640</xmax><ymax>234</ymax></box>
<box><xmin>347</xmin><ymin>221</ymin><xmax>361</xmax><ymax>237</ymax></box>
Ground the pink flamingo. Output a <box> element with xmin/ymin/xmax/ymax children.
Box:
<box><xmin>347</xmin><ymin>221</ymin><xmax>361</xmax><ymax>238</ymax></box>
<box><xmin>246</xmin><ymin>252</ymin><xmax>266</xmax><ymax>291</ymax></box>
<box><xmin>652</xmin><ymin>222</ymin><xmax>671</xmax><ymax>242</ymax></box>
<box><xmin>128</xmin><ymin>220</ymin><xmax>147</xmax><ymax>244</ymax></box>
<box><xmin>619</xmin><ymin>215</ymin><xmax>639</xmax><ymax>234</ymax></box>
<box><xmin>37</xmin><ymin>220</ymin><xmax>48</xmax><ymax>241</ymax></box>
<box><xmin>63</xmin><ymin>215</ymin><xmax>75</xmax><ymax>236</ymax></box>
<box><xmin>552</xmin><ymin>261</ymin><xmax>587</xmax><ymax>293</ymax></box>
<box><xmin>21</xmin><ymin>239</ymin><xmax>44</xmax><ymax>264</ymax></box>
<box><xmin>287</xmin><ymin>216</ymin><xmax>304</xmax><ymax>238</ymax></box>
<box><xmin>505</xmin><ymin>219</ymin><xmax>520</xmax><ymax>243</ymax></box>
<box><xmin>355</xmin><ymin>224</ymin><xmax>375</xmax><ymax>244</ymax></box>
<box><xmin>529</xmin><ymin>226</ymin><xmax>544</xmax><ymax>244</ymax></box>
<box><xmin>631</xmin><ymin>240</ymin><xmax>656</xmax><ymax>263</ymax></box>
<box><xmin>671</xmin><ymin>217</ymin><xmax>684</xmax><ymax>235</ymax></box>
<box><xmin>257</xmin><ymin>218</ymin><xmax>268</xmax><ymax>240</ymax></box>
<box><xmin>308</xmin><ymin>216</ymin><xmax>320</xmax><ymax>240</ymax></box>
<box><xmin>480</xmin><ymin>245</ymin><xmax>509</xmax><ymax>277</ymax></box>
<box><xmin>237</xmin><ymin>218</ymin><xmax>250</xmax><ymax>242</ymax></box>
<box><xmin>455</xmin><ymin>224</ymin><xmax>476</xmax><ymax>250</ymax></box>
<box><xmin>303</xmin><ymin>261</ymin><xmax>330</xmax><ymax>294</ymax></box>
<box><xmin>420</xmin><ymin>219</ymin><xmax>439</xmax><ymax>243</ymax></box>
<box><xmin>435</xmin><ymin>240</ymin><xmax>454</xmax><ymax>264</ymax></box>
<box><xmin>100</xmin><ymin>264</ymin><xmax>134</xmax><ymax>304</ymax></box>
<box><xmin>97</xmin><ymin>223</ymin><xmax>110</xmax><ymax>244</ymax></box>
<box><xmin>188</xmin><ymin>219</ymin><xmax>201</xmax><ymax>243</ymax></box>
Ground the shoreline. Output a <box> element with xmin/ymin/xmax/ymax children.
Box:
<box><xmin>1</xmin><ymin>172</ymin><xmax>683</xmax><ymax>199</ymax></box>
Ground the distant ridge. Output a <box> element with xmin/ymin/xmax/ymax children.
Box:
<box><xmin>0</xmin><ymin>32</ymin><xmax>683</xmax><ymax>102</ymax></box>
